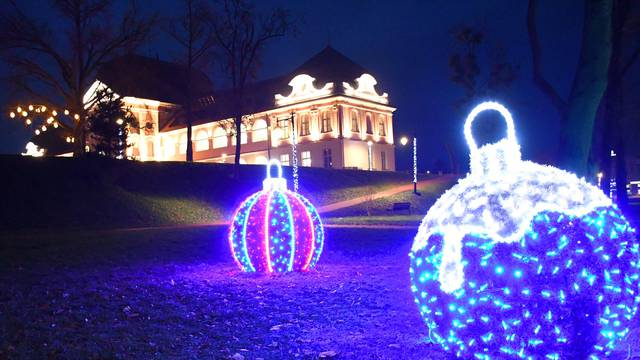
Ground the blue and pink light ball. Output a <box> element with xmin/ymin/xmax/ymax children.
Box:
<box><xmin>229</xmin><ymin>160</ymin><xmax>324</xmax><ymax>272</ymax></box>
<box><xmin>410</xmin><ymin>102</ymin><xmax>640</xmax><ymax>359</ymax></box>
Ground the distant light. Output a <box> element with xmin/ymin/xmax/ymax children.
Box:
<box><xmin>64</xmin><ymin>109</ymin><xmax>69</xmax><ymax>115</ymax></box>
<box><xmin>52</xmin><ymin>110</ymin><xmax>57</xmax><ymax>116</ymax></box>
<box><xmin>22</xmin><ymin>111</ymin><xmax>27</xmax><ymax>117</ymax></box>
<box><xmin>26</xmin><ymin>119</ymin><xmax>31</xmax><ymax>125</ymax></box>
<box><xmin>116</xmin><ymin>118</ymin><xmax>124</xmax><ymax>125</ymax></box>
<box><xmin>367</xmin><ymin>140</ymin><xmax>373</xmax><ymax>146</ymax></box>
<box><xmin>9</xmin><ymin>112</ymin><xmax>15</xmax><ymax>118</ymax></box>
<box><xmin>400</xmin><ymin>136</ymin><xmax>408</xmax><ymax>146</ymax></box>
<box><xmin>28</xmin><ymin>105</ymin><xmax>34</xmax><ymax>111</ymax></box>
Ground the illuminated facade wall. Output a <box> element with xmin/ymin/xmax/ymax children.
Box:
<box><xmin>121</xmin><ymin>73</ymin><xmax>396</xmax><ymax>171</ymax></box>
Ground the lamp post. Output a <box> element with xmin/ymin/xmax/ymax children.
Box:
<box><xmin>400</xmin><ymin>136</ymin><xmax>419</xmax><ymax>195</ymax></box>
<box><xmin>367</xmin><ymin>140</ymin><xmax>373</xmax><ymax>171</ymax></box>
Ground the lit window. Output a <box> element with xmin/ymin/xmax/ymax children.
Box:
<box><xmin>178</xmin><ymin>133</ymin><xmax>188</xmax><ymax>154</ymax></box>
<box><xmin>378</xmin><ymin>116</ymin><xmax>386</xmax><ymax>136</ymax></box>
<box><xmin>323</xmin><ymin>148</ymin><xmax>332</xmax><ymax>168</ymax></box>
<box><xmin>351</xmin><ymin>111</ymin><xmax>359</xmax><ymax>132</ymax></box>
<box><xmin>366</xmin><ymin>114</ymin><xmax>373</xmax><ymax>134</ymax></box>
<box><xmin>146</xmin><ymin>140</ymin><xmax>154</xmax><ymax>157</ymax></box>
<box><xmin>231</xmin><ymin>123</ymin><xmax>248</xmax><ymax>145</ymax></box>
<box><xmin>277</xmin><ymin>118</ymin><xmax>290</xmax><ymax>139</ymax></box>
<box><xmin>280</xmin><ymin>153</ymin><xmax>290</xmax><ymax>166</ymax></box>
<box><xmin>213</xmin><ymin>127</ymin><xmax>227</xmax><ymax>148</ymax></box>
<box><xmin>163</xmin><ymin>136</ymin><xmax>176</xmax><ymax>157</ymax></box>
<box><xmin>195</xmin><ymin>129</ymin><xmax>209</xmax><ymax>151</ymax></box>
<box><xmin>381</xmin><ymin>151</ymin><xmax>387</xmax><ymax>170</ymax></box>
<box><xmin>252</xmin><ymin>119</ymin><xmax>268</xmax><ymax>142</ymax></box>
<box><xmin>301</xmin><ymin>151</ymin><xmax>311</xmax><ymax>167</ymax></box>
<box><xmin>300</xmin><ymin>115</ymin><xmax>310</xmax><ymax>136</ymax></box>
<box><xmin>321</xmin><ymin>111</ymin><xmax>331</xmax><ymax>133</ymax></box>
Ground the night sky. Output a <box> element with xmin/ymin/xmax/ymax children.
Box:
<box><xmin>0</xmin><ymin>0</ymin><xmax>584</xmax><ymax>172</ymax></box>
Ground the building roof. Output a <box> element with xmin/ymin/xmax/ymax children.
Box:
<box><xmin>164</xmin><ymin>46</ymin><xmax>385</xmax><ymax>131</ymax></box>
<box><xmin>96</xmin><ymin>54</ymin><xmax>214</xmax><ymax>105</ymax></box>
<box><xmin>293</xmin><ymin>46</ymin><xmax>370</xmax><ymax>87</ymax></box>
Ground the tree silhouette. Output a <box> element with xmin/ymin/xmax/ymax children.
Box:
<box><xmin>0</xmin><ymin>0</ymin><xmax>154</xmax><ymax>155</ymax></box>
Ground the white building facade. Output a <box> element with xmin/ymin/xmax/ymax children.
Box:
<box><xmin>90</xmin><ymin>47</ymin><xmax>396</xmax><ymax>170</ymax></box>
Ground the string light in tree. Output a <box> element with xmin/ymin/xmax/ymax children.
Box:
<box><xmin>7</xmin><ymin>103</ymin><xmax>77</xmax><ymax>141</ymax></box>
<box><xmin>409</xmin><ymin>102</ymin><xmax>640</xmax><ymax>359</ymax></box>
<box><xmin>229</xmin><ymin>159</ymin><xmax>324</xmax><ymax>272</ymax></box>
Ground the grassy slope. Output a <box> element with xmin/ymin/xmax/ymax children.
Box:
<box><xmin>1</xmin><ymin>155</ymin><xmax>436</xmax><ymax>231</ymax></box>
<box><xmin>323</xmin><ymin>176</ymin><xmax>457</xmax><ymax>224</ymax></box>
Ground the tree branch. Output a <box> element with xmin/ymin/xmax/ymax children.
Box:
<box><xmin>527</xmin><ymin>0</ymin><xmax>568</xmax><ymax>120</ymax></box>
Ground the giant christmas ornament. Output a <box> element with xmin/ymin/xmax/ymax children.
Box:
<box><xmin>409</xmin><ymin>102</ymin><xmax>640</xmax><ymax>359</ymax></box>
<box><xmin>229</xmin><ymin>159</ymin><xmax>324</xmax><ymax>272</ymax></box>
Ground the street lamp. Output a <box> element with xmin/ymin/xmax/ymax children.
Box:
<box><xmin>400</xmin><ymin>136</ymin><xmax>419</xmax><ymax>195</ymax></box>
<box><xmin>367</xmin><ymin>140</ymin><xmax>373</xmax><ymax>171</ymax></box>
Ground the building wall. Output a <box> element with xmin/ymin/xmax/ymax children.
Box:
<box><xmin>126</xmin><ymin>96</ymin><xmax>396</xmax><ymax>171</ymax></box>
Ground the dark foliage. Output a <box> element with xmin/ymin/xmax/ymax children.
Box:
<box><xmin>86</xmin><ymin>89</ymin><xmax>140</xmax><ymax>158</ymax></box>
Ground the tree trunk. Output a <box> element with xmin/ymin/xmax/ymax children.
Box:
<box><xmin>558</xmin><ymin>0</ymin><xmax>613</xmax><ymax>176</ymax></box>
<box><xmin>615</xmin><ymin>139</ymin><xmax>628</xmax><ymax>210</ymax></box>
<box><xmin>233</xmin><ymin>87</ymin><xmax>244</xmax><ymax>166</ymax></box>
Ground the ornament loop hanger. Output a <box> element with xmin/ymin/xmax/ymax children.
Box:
<box><xmin>263</xmin><ymin>159</ymin><xmax>287</xmax><ymax>191</ymax></box>
<box><xmin>266</xmin><ymin>159</ymin><xmax>283</xmax><ymax>180</ymax></box>
<box><xmin>464</xmin><ymin>101</ymin><xmax>518</xmax><ymax>153</ymax></box>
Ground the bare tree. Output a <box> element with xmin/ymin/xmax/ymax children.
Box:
<box><xmin>211</xmin><ymin>0</ymin><xmax>294</xmax><ymax>165</ymax></box>
<box><xmin>0</xmin><ymin>0</ymin><xmax>154</xmax><ymax>155</ymax></box>
<box><xmin>599</xmin><ymin>0</ymin><xmax>640</xmax><ymax>209</ymax></box>
<box><xmin>527</xmin><ymin>0</ymin><xmax>613</xmax><ymax>176</ymax></box>
<box><xmin>448</xmin><ymin>25</ymin><xmax>518</xmax><ymax>110</ymax></box>
<box><xmin>164</xmin><ymin>0</ymin><xmax>216</xmax><ymax>162</ymax></box>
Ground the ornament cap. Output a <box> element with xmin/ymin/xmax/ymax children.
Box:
<box><xmin>263</xmin><ymin>159</ymin><xmax>287</xmax><ymax>191</ymax></box>
<box><xmin>464</xmin><ymin>101</ymin><xmax>522</xmax><ymax>177</ymax></box>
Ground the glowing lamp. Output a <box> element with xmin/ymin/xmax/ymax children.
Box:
<box><xmin>229</xmin><ymin>160</ymin><xmax>324</xmax><ymax>272</ymax></box>
<box><xmin>400</xmin><ymin>136</ymin><xmax>408</xmax><ymax>146</ymax></box>
<box><xmin>409</xmin><ymin>102</ymin><xmax>640</xmax><ymax>358</ymax></box>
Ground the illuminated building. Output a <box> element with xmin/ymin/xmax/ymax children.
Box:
<box><xmin>84</xmin><ymin>46</ymin><xmax>396</xmax><ymax>170</ymax></box>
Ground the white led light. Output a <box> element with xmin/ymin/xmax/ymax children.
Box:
<box><xmin>412</xmin><ymin>101</ymin><xmax>612</xmax><ymax>293</ymax></box>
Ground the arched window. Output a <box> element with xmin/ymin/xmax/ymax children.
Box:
<box><xmin>195</xmin><ymin>129</ymin><xmax>209</xmax><ymax>151</ymax></box>
<box><xmin>178</xmin><ymin>133</ymin><xmax>188</xmax><ymax>154</ymax></box>
<box><xmin>213</xmin><ymin>127</ymin><xmax>227</xmax><ymax>148</ymax></box>
<box><xmin>300</xmin><ymin>115</ymin><xmax>310</xmax><ymax>136</ymax></box>
<box><xmin>163</xmin><ymin>136</ymin><xmax>176</xmax><ymax>157</ymax></box>
<box><xmin>252</xmin><ymin>119</ymin><xmax>268</xmax><ymax>142</ymax></box>
<box><xmin>232</xmin><ymin>124</ymin><xmax>248</xmax><ymax>145</ymax></box>
<box><xmin>378</xmin><ymin>115</ymin><xmax>386</xmax><ymax>136</ymax></box>
<box><xmin>366</xmin><ymin>114</ymin><xmax>373</xmax><ymax>134</ymax></box>
<box><xmin>321</xmin><ymin>111</ymin><xmax>331</xmax><ymax>133</ymax></box>
<box><xmin>351</xmin><ymin>110</ymin><xmax>359</xmax><ymax>132</ymax></box>
<box><xmin>146</xmin><ymin>139</ymin><xmax>154</xmax><ymax>157</ymax></box>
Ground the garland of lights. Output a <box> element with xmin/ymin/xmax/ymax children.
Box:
<box><xmin>409</xmin><ymin>102</ymin><xmax>640</xmax><ymax>359</ymax></box>
<box><xmin>9</xmin><ymin>104</ymin><xmax>78</xmax><ymax>142</ymax></box>
<box><xmin>229</xmin><ymin>159</ymin><xmax>324</xmax><ymax>272</ymax></box>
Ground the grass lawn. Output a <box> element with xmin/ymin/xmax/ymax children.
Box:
<box><xmin>322</xmin><ymin>176</ymin><xmax>456</xmax><ymax>224</ymax></box>
<box><xmin>1</xmin><ymin>155</ymin><xmax>437</xmax><ymax>231</ymax></box>
<box><xmin>0</xmin><ymin>226</ymin><xmax>452</xmax><ymax>359</ymax></box>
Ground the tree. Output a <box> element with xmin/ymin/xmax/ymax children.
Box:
<box><xmin>164</xmin><ymin>0</ymin><xmax>216</xmax><ymax>162</ymax></box>
<box><xmin>448</xmin><ymin>26</ymin><xmax>518</xmax><ymax>110</ymax></box>
<box><xmin>0</xmin><ymin>0</ymin><xmax>154</xmax><ymax>155</ymax></box>
<box><xmin>211</xmin><ymin>0</ymin><xmax>294</xmax><ymax>165</ymax></box>
<box><xmin>598</xmin><ymin>0</ymin><xmax>640</xmax><ymax>209</ymax></box>
<box><xmin>527</xmin><ymin>0</ymin><xmax>613</xmax><ymax>176</ymax></box>
<box><xmin>86</xmin><ymin>89</ymin><xmax>139</xmax><ymax>158</ymax></box>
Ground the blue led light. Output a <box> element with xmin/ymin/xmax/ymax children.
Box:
<box><xmin>409</xmin><ymin>207</ymin><xmax>640</xmax><ymax>359</ymax></box>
